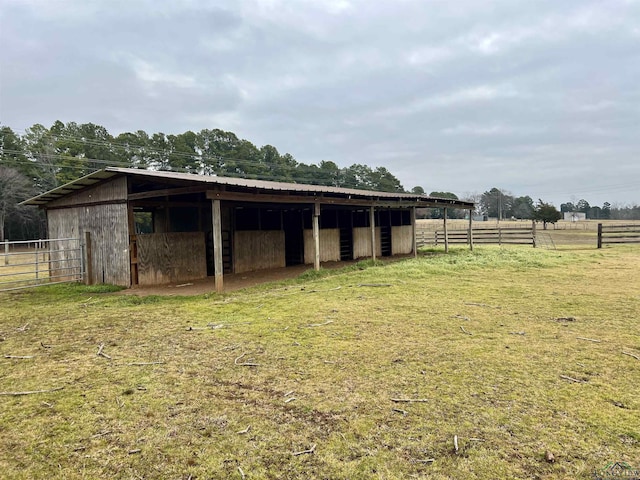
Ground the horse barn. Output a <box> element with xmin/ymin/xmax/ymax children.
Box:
<box><xmin>22</xmin><ymin>168</ymin><xmax>474</xmax><ymax>292</ymax></box>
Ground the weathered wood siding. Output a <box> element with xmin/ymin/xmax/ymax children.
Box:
<box><xmin>353</xmin><ymin>227</ymin><xmax>382</xmax><ymax>259</ymax></box>
<box><xmin>234</xmin><ymin>230</ymin><xmax>285</xmax><ymax>273</ymax></box>
<box><xmin>392</xmin><ymin>225</ymin><xmax>413</xmax><ymax>255</ymax></box>
<box><xmin>137</xmin><ymin>232</ymin><xmax>207</xmax><ymax>285</ymax></box>
<box><xmin>47</xmin><ymin>176</ymin><xmax>127</xmax><ymax>208</ymax></box>
<box><xmin>303</xmin><ymin>228</ymin><xmax>340</xmax><ymax>264</ymax></box>
<box><xmin>47</xmin><ymin>203</ymin><xmax>130</xmax><ymax>286</ymax></box>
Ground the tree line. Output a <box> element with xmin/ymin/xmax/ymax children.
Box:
<box><xmin>1</xmin><ymin>121</ymin><xmax>638</xmax><ymax>241</ymax></box>
<box><xmin>474</xmin><ymin>188</ymin><xmax>638</xmax><ymax>221</ymax></box>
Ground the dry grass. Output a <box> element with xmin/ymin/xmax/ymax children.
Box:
<box><xmin>0</xmin><ymin>246</ymin><xmax>639</xmax><ymax>479</ymax></box>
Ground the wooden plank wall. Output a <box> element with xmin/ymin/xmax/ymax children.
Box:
<box><xmin>303</xmin><ymin>228</ymin><xmax>340</xmax><ymax>264</ymax></box>
<box><xmin>234</xmin><ymin>231</ymin><xmax>285</xmax><ymax>273</ymax></box>
<box><xmin>137</xmin><ymin>232</ymin><xmax>207</xmax><ymax>285</ymax></box>
<box><xmin>47</xmin><ymin>201</ymin><xmax>130</xmax><ymax>286</ymax></box>
<box><xmin>47</xmin><ymin>176</ymin><xmax>128</xmax><ymax>208</ymax></box>
<box><xmin>353</xmin><ymin>227</ymin><xmax>382</xmax><ymax>259</ymax></box>
<box><xmin>392</xmin><ymin>225</ymin><xmax>413</xmax><ymax>255</ymax></box>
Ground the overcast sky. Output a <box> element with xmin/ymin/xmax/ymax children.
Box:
<box><xmin>1</xmin><ymin>0</ymin><xmax>639</xmax><ymax>206</ymax></box>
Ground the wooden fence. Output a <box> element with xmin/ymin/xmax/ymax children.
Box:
<box><xmin>417</xmin><ymin>226</ymin><xmax>536</xmax><ymax>248</ymax></box>
<box><xmin>597</xmin><ymin>224</ymin><xmax>640</xmax><ymax>248</ymax></box>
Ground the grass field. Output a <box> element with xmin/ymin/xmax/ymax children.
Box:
<box><xmin>1</xmin><ymin>245</ymin><xmax>639</xmax><ymax>479</ymax></box>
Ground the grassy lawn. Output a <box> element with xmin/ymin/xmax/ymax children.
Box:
<box><xmin>1</xmin><ymin>246</ymin><xmax>639</xmax><ymax>479</ymax></box>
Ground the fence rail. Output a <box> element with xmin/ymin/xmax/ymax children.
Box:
<box><xmin>597</xmin><ymin>224</ymin><xmax>640</xmax><ymax>248</ymax></box>
<box><xmin>417</xmin><ymin>226</ymin><xmax>536</xmax><ymax>248</ymax></box>
<box><xmin>0</xmin><ymin>238</ymin><xmax>84</xmax><ymax>292</ymax></box>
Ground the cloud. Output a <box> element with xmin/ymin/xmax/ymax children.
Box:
<box><xmin>1</xmin><ymin>0</ymin><xmax>639</xmax><ymax>206</ymax></box>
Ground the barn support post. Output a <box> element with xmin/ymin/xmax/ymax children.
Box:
<box><xmin>313</xmin><ymin>203</ymin><xmax>321</xmax><ymax>271</ymax></box>
<box><xmin>443</xmin><ymin>208</ymin><xmax>449</xmax><ymax>253</ymax></box>
<box><xmin>468</xmin><ymin>210</ymin><xmax>474</xmax><ymax>251</ymax></box>
<box><xmin>412</xmin><ymin>206</ymin><xmax>417</xmax><ymax>258</ymax></box>
<box><xmin>370</xmin><ymin>206</ymin><xmax>376</xmax><ymax>261</ymax></box>
<box><xmin>212</xmin><ymin>199</ymin><xmax>224</xmax><ymax>292</ymax></box>
<box><xmin>4</xmin><ymin>241</ymin><xmax>8</xmax><ymax>266</ymax></box>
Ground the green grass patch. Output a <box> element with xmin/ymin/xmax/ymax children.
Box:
<box><xmin>1</xmin><ymin>246</ymin><xmax>639</xmax><ymax>479</ymax></box>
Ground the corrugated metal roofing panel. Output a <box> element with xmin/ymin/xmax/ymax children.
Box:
<box><xmin>22</xmin><ymin>167</ymin><xmax>474</xmax><ymax>208</ymax></box>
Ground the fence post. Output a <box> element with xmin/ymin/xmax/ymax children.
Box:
<box><xmin>4</xmin><ymin>241</ymin><xmax>8</xmax><ymax>266</ymax></box>
<box><xmin>35</xmin><ymin>240</ymin><xmax>40</xmax><ymax>284</ymax></box>
<box><xmin>532</xmin><ymin>221</ymin><xmax>537</xmax><ymax>248</ymax></box>
<box><xmin>597</xmin><ymin>223</ymin><xmax>603</xmax><ymax>249</ymax></box>
<box><xmin>443</xmin><ymin>208</ymin><xmax>449</xmax><ymax>253</ymax></box>
<box><xmin>468</xmin><ymin>212</ymin><xmax>473</xmax><ymax>251</ymax></box>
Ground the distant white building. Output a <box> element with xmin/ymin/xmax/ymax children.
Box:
<box><xmin>564</xmin><ymin>212</ymin><xmax>586</xmax><ymax>222</ymax></box>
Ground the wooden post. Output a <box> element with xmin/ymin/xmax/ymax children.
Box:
<box><xmin>468</xmin><ymin>210</ymin><xmax>474</xmax><ymax>251</ymax></box>
<box><xmin>313</xmin><ymin>203</ymin><xmax>320</xmax><ymax>271</ymax></box>
<box><xmin>597</xmin><ymin>223</ymin><xmax>603</xmax><ymax>249</ymax></box>
<box><xmin>212</xmin><ymin>199</ymin><xmax>224</xmax><ymax>292</ymax></box>
<box><xmin>412</xmin><ymin>207</ymin><xmax>417</xmax><ymax>258</ymax></box>
<box><xmin>443</xmin><ymin>208</ymin><xmax>449</xmax><ymax>253</ymax></box>
<box><xmin>531</xmin><ymin>220</ymin><xmax>537</xmax><ymax>248</ymax></box>
<box><xmin>370</xmin><ymin>206</ymin><xmax>376</xmax><ymax>261</ymax></box>
<box><xmin>85</xmin><ymin>231</ymin><xmax>93</xmax><ymax>285</ymax></box>
<box><xmin>4</xmin><ymin>241</ymin><xmax>8</xmax><ymax>266</ymax></box>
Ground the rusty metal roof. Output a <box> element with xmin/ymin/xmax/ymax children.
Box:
<box><xmin>22</xmin><ymin>167</ymin><xmax>474</xmax><ymax>208</ymax></box>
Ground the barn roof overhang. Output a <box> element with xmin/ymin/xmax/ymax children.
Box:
<box><xmin>21</xmin><ymin>167</ymin><xmax>475</xmax><ymax>210</ymax></box>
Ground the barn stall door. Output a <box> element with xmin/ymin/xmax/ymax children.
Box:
<box><xmin>136</xmin><ymin>232</ymin><xmax>207</xmax><ymax>286</ymax></box>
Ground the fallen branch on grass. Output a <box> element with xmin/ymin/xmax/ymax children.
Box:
<box><xmin>237</xmin><ymin>426</ymin><xmax>251</xmax><ymax>435</ymax></box>
<box><xmin>40</xmin><ymin>342</ymin><xmax>52</xmax><ymax>348</ymax></box>
<box><xmin>306</xmin><ymin>320</ymin><xmax>333</xmax><ymax>328</ymax></box>
<box><xmin>454</xmin><ymin>435</ymin><xmax>459</xmax><ymax>453</ymax></box>
<box><xmin>452</xmin><ymin>314</ymin><xmax>470</xmax><ymax>321</ymax></box>
<box><xmin>234</xmin><ymin>352</ymin><xmax>259</xmax><ymax>367</ymax></box>
<box><xmin>0</xmin><ymin>386</ymin><xmax>64</xmax><ymax>396</ymax></box>
<box><xmin>392</xmin><ymin>408</ymin><xmax>407</xmax><ymax>415</ymax></box>
<box><xmin>391</xmin><ymin>398</ymin><xmax>429</xmax><ymax>403</ymax></box>
<box><xmin>509</xmin><ymin>331</ymin><xmax>526</xmax><ymax>336</ymax></box>
<box><xmin>284</xmin><ymin>397</ymin><xmax>296</xmax><ymax>404</ymax></box>
<box><xmin>305</xmin><ymin>286</ymin><xmax>342</xmax><ymax>293</ymax></box>
<box><xmin>622</xmin><ymin>351</ymin><xmax>640</xmax><ymax>360</ymax></box>
<box><xmin>412</xmin><ymin>458</ymin><xmax>435</xmax><ymax>464</ymax></box>
<box><xmin>357</xmin><ymin>283</ymin><xmax>392</xmax><ymax>287</ymax></box>
<box><xmin>292</xmin><ymin>444</ymin><xmax>316</xmax><ymax>456</ymax></box>
<box><xmin>238</xmin><ymin>466</ymin><xmax>246</xmax><ymax>479</ymax></box>
<box><xmin>16</xmin><ymin>323</ymin><xmax>29</xmax><ymax>332</ymax></box>
<box><xmin>126</xmin><ymin>362</ymin><xmax>165</xmax><ymax>366</ymax></box>
<box><xmin>576</xmin><ymin>337</ymin><xmax>601</xmax><ymax>343</ymax></box>
<box><xmin>460</xmin><ymin>326</ymin><xmax>472</xmax><ymax>335</ymax></box>
<box><xmin>560</xmin><ymin>375</ymin><xmax>586</xmax><ymax>383</ymax></box>
<box><xmin>97</xmin><ymin>344</ymin><xmax>112</xmax><ymax>359</ymax></box>
<box><xmin>4</xmin><ymin>355</ymin><xmax>33</xmax><ymax>359</ymax></box>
